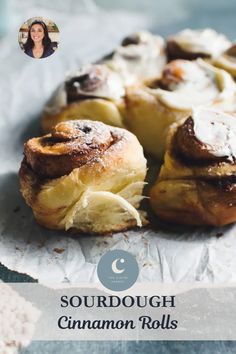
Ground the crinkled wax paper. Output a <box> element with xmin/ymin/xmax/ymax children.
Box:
<box><xmin>1</xmin><ymin>5</ymin><xmax>236</xmax><ymax>284</ymax></box>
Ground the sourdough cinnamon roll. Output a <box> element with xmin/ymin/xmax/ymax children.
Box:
<box><xmin>150</xmin><ymin>108</ymin><xmax>236</xmax><ymax>226</ymax></box>
<box><xmin>125</xmin><ymin>59</ymin><xmax>236</xmax><ymax>159</ymax></box>
<box><xmin>42</xmin><ymin>64</ymin><xmax>126</xmax><ymax>133</ymax></box>
<box><xmin>214</xmin><ymin>43</ymin><xmax>236</xmax><ymax>79</ymax></box>
<box><xmin>19</xmin><ymin>120</ymin><xmax>147</xmax><ymax>234</ymax></box>
<box><xmin>167</xmin><ymin>28</ymin><xmax>231</xmax><ymax>61</ymax></box>
<box><xmin>101</xmin><ymin>31</ymin><xmax>166</xmax><ymax>84</ymax></box>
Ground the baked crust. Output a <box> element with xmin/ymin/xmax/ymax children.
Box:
<box><xmin>150</xmin><ymin>109</ymin><xmax>236</xmax><ymax>226</ymax></box>
<box><xmin>42</xmin><ymin>65</ymin><xmax>126</xmax><ymax>133</ymax></box>
<box><xmin>125</xmin><ymin>83</ymin><xmax>190</xmax><ymax>159</ymax></box>
<box><xmin>125</xmin><ymin>59</ymin><xmax>236</xmax><ymax>159</ymax></box>
<box><xmin>19</xmin><ymin>120</ymin><xmax>147</xmax><ymax>234</ymax></box>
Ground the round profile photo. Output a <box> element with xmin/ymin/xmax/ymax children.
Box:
<box><xmin>18</xmin><ymin>17</ymin><xmax>59</xmax><ymax>59</ymax></box>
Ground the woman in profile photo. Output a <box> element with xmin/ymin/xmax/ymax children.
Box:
<box><xmin>24</xmin><ymin>20</ymin><xmax>55</xmax><ymax>59</ymax></box>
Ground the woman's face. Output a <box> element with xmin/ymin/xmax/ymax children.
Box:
<box><xmin>30</xmin><ymin>24</ymin><xmax>45</xmax><ymax>43</ymax></box>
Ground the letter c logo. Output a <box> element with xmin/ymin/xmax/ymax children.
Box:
<box><xmin>97</xmin><ymin>250</ymin><xmax>139</xmax><ymax>291</ymax></box>
<box><xmin>111</xmin><ymin>258</ymin><xmax>125</xmax><ymax>274</ymax></box>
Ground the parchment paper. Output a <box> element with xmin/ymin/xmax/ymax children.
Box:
<box><xmin>1</xmin><ymin>5</ymin><xmax>236</xmax><ymax>285</ymax></box>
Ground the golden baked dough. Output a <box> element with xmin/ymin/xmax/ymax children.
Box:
<box><xmin>42</xmin><ymin>64</ymin><xmax>126</xmax><ymax>133</ymax></box>
<box><xmin>150</xmin><ymin>108</ymin><xmax>236</xmax><ymax>226</ymax></box>
<box><xmin>125</xmin><ymin>59</ymin><xmax>236</xmax><ymax>159</ymax></box>
<box><xmin>19</xmin><ymin>120</ymin><xmax>147</xmax><ymax>234</ymax></box>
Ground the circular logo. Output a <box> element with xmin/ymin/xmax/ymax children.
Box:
<box><xmin>97</xmin><ymin>250</ymin><xmax>139</xmax><ymax>291</ymax></box>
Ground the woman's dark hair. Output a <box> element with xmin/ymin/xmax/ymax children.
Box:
<box><xmin>24</xmin><ymin>20</ymin><xmax>52</xmax><ymax>52</ymax></box>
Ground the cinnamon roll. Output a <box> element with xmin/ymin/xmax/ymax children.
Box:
<box><xmin>214</xmin><ymin>43</ymin><xmax>236</xmax><ymax>79</ymax></box>
<box><xmin>167</xmin><ymin>28</ymin><xmax>231</xmax><ymax>61</ymax></box>
<box><xmin>150</xmin><ymin>108</ymin><xmax>236</xmax><ymax>226</ymax></box>
<box><xmin>125</xmin><ymin>59</ymin><xmax>236</xmax><ymax>159</ymax></box>
<box><xmin>42</xmin><ymin>64</ymin><xmax>126</xmax><ymax>133</ymax></box>
<box><xmin>19</xmin><ymin>120</ymin><xmax>147</xmax><ymax>234</ymax></box>
<box><xmin>101</xmin><ymin>31</ymin><xmax>167</xmax><ymax>84</ymax></box>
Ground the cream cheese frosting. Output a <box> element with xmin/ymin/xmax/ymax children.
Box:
<box><xmin>169</xmin><ymin>28</ymin><xmax>231</xmax><ymax>58</ymax></box>
<box><xmin>104</xmin><ymin>31</ymin><xmax>166</xmax><ymax>82</ymax></box>
<box><xmin>44</xmin><ymin>64</ymin><xmax>125</xmax><ymax>114</ymax></box>
<box><xmin>66</xmin><ymin>64</ymin><xmax>125</xmax><ymax>100</ymax></box>
<box><xmin>148</xmin><ymin>59</ymin><xmax>236</xmax><ymax>110</ymax></box>
<box><xmin>192</xmin><ymin>107</ymin><xmax>236</xmax><ymax>160</ymax></box>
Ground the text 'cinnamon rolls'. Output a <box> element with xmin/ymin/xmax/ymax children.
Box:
<box><xmin>42</xmin><ymin>64</ymin><xmax>126</xmax><ymax>133</ymax></box>
<box><xmin>125</xmin><ymin>58</ymin><xmax>236</xmax><ymax>160</ymax></box>
<box><xmin>150</xmin><ymin>108</ymin><xmax>236</xmax><ymax>226</ymax></box>
<box><xmin>19</xmin><ymin>120</ymin><xmax>147</xmax><ymax>234</ymax></box>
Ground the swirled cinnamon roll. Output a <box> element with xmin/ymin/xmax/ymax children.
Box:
<box><xmin>125</xmin><ymin>59</ymin><xmax>236</xmax><ymax>159</ymax></box>
<box><xmin>100</xmin><ymin>31</ymin><xmax>167</xmax><ymax>84</ymax></box>
<box><xmin>214</xmin><ymin>43</ymin><xmax>236</xmax><ymax>79</ymax></box>
<box><xmin>150</xmin><ymin>108</ymin><xmax>236</xmax><ymax>226</ymax></box>
<box><xmin>167</xmin><ymin>28</ymin><xmax>231</xmax><ymax>61</ymax></box>
<box><xmin>19</xmin><ymin>120</ymin><xmax>147</xmax><ymax>234</ymax></box>
<box><xmin>42</xmin><ymin>64</ymin><xmax>126</xmax><ymax>133</ymax></box>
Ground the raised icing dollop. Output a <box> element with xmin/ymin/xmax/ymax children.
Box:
<box><xmin>65</xmin><ymin>64</ymin><xmax>125</xmax><ymax>101</ymax></box>
<box><xmin>169</xmin><ymin>28</ymin><xmax>231</xmax><ymax>58</ymax></box>
<box><xmin>193</xmin><ymin>107</ymin><xmax>236</xmax><ymax>160</ymax></box>
<box><xmin>149</xmin><ymin>59</ymin><xmax>236</xmax><ymax>110</ymax></box>
<box><xmin>109</xmin><ymin>31</ymin><xmax>166</xmax><ymax>82</ymax></box>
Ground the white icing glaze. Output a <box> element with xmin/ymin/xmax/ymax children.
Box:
<box><xmin>44</xmin><ymin>65</ymin><xmax>125</xmax><ymax>113</ymax></box>
<box><xmin>67</xmin><ymin>64</ymin><xmax>125</xmax><ymax>100</ymax></box>
<box><xmin>170</xmin><ymin>28</ymin><xmax>231</xmax><ymax>58</ymax></box>
<box><xmin>193</xmin><ymin>107</ymin><xmax>236</xmax><ymax>159</ymax></box>
<box><xmin>103</xmin><ymin>59</ymin><xmax>137</xmax><ymax>86</ymax></box>
<box><xmin>149</xmin><ymin>59</ymin><xmax>236</xmax><ymax>110</ymax></box>
<box><xmin>108</xmin><ymin>31</ymin><xmax>166</xmax><ymax>82</ymax></box>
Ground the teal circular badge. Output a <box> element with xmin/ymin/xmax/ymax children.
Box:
<box><xmin>97</xmin><ymin>250</ymin><xmax>139</xmax><ymax>291</ymax></box>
